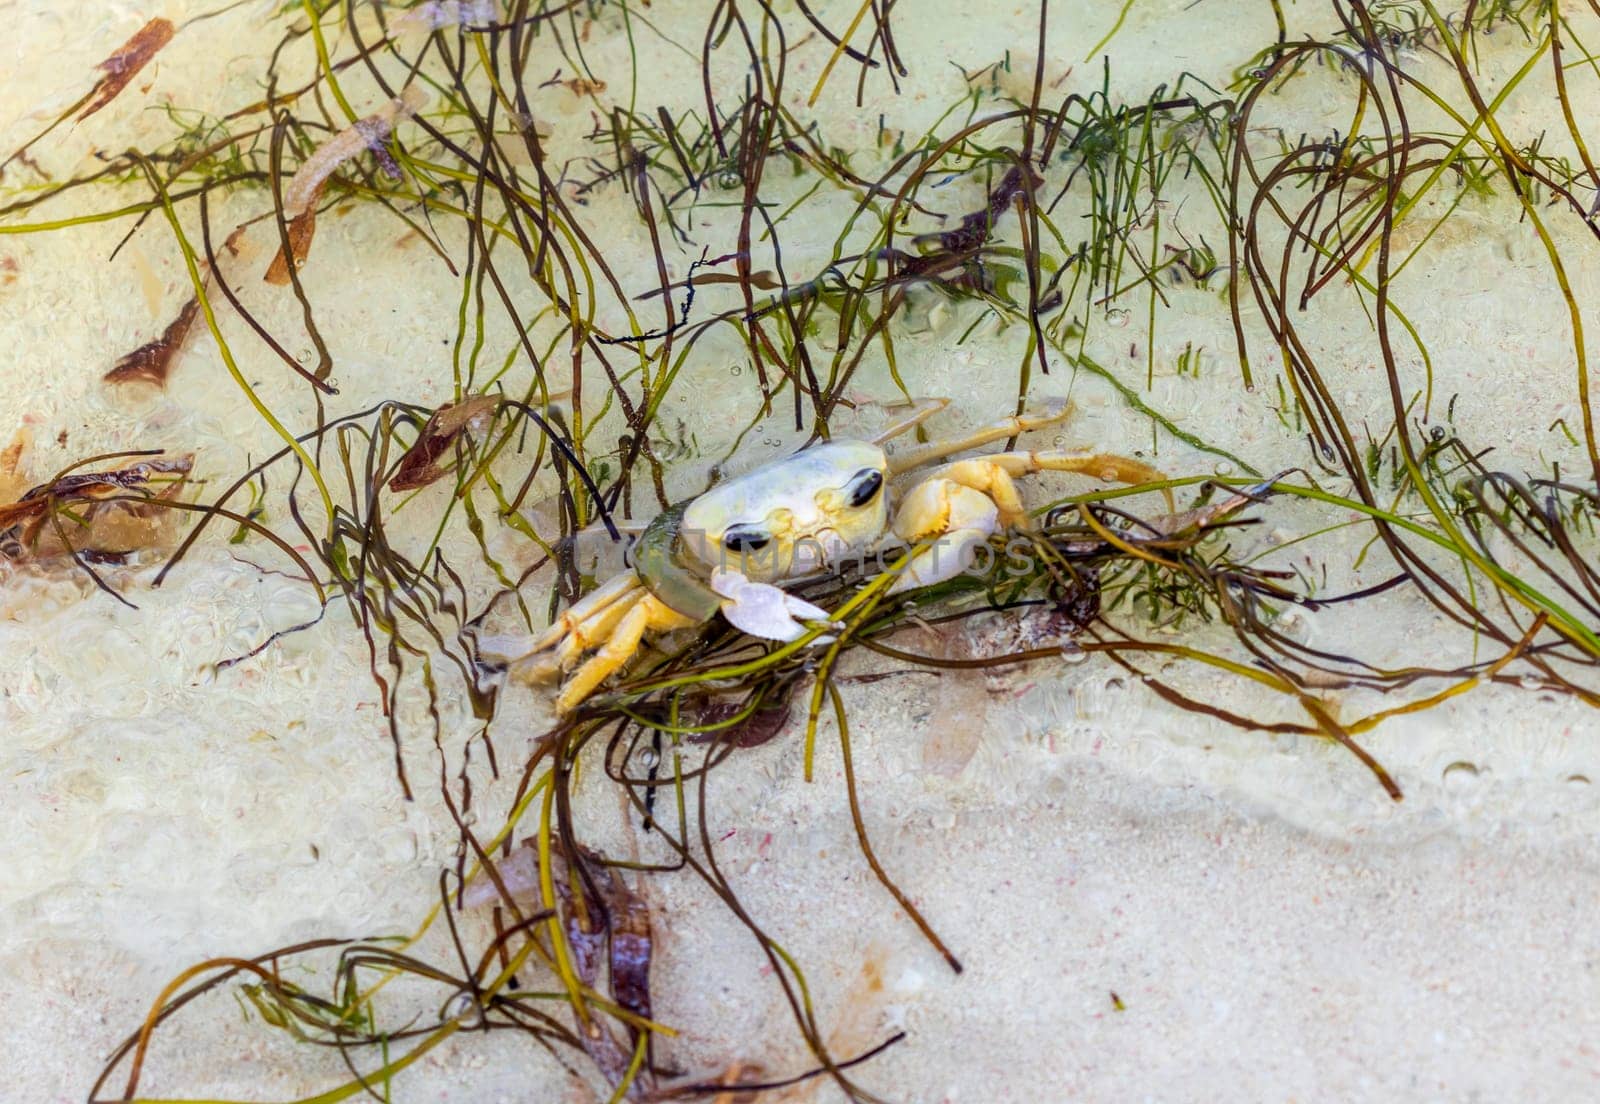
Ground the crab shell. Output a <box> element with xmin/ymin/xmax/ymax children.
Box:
<box><xmin>634</xmin><ymin>440</ymin><xmax>891</xmax><ymax>620</ymax></box>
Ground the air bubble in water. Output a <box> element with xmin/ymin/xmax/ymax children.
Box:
<box><xmin>1214</xmin><ymin>461</ymin><xmax>1234</xmax><ymax>477</ymax></box>
<box><xmin>1060</xmin><ymin>642</ymin><xmax>1088</xmax><ymax>664</ymax></box>
<box><xmin>1275</xmin><ymin>608</ymin><xmax>1311</xmax><ymax>644</ymax></box>
<box><xmin>443</xmin><ymin>991</ymin><xmax>483</xmax><ymax>1028</ymax></box>
<box><xmin>1105</xmin><ymin>309</ymin><xmax>1131</xmax><ymax>329</ymax></box>
<box><xmin>639</xmin><ymin>747</ymin><xmax>660</xmax><ymax>769</ymax></box>
<box><xmin>1441</xmin><ymin>761</ymin><xmax>1480</xmax><ymax>791</ymax></box>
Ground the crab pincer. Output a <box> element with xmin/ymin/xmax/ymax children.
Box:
<box><xmin>709</xmin><ymin>567</ymin><xmax>838</xmax><ymax>643</ymax></box>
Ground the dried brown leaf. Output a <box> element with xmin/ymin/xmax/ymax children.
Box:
<box><xmin>79</xmin><ymin>19</ymin><xmax>175</xmax><ymax>121</ymax></box>
<box><xmin>1</xmin><ymin>454</ymin><xmax>193</xmax><ymax>560</ymax></box>
<box><xmin>263</xmin><ymin>206</ymin><xmax>320</xmax><ymax>286</ymax></box>
<box><xmin>459</xmin><ymin>840</ymin><xmax>654</xmax><ymax>1098</ymax></box>
<box><xmin>578</xmin><ymin>846</ymin><xmax>653</xmax><ymax>1027</ymax></box>
<box><xmin>389</xmin><ymin>394</ymin><xmax>501</xmax><ymax>491</ymax></box>
<box><xmin>0</xmin><ymin>428</ymin><xmax>27</xmax><ymax>484</ymax></box>
<box><xmin>685</xmin><ymin>694</ymin><xmax>794</xmax><ymax>749</ymax></box>
<box><xmin>284</xmin><ymin>86</ymin><xmax>427</xmax><ymax>216</ymax></box>
<box><xmin>104</xmin><ymin>296</ymin><xmax>201</xmax><ymax>387</ymax></box>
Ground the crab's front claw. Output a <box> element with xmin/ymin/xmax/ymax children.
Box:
<box><xmin>710</xmin><ymin>567</ymin><xmax>836</xmax><ymax>643</ymax></box>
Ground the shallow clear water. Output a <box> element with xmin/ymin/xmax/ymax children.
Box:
<box><xmin>4</xmin><ymin>2</ymin><xmax>1600</xmax><ymax>1100</ymax></box>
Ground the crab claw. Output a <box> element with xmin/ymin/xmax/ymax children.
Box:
<box><xmin>710</xmin><ymin>567</ymin><xmax>835</xmax><ymax>643</ymax></box>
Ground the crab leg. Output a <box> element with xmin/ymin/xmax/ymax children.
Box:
<box><xmin>886</xmin><ymin>401</ymin><xmax>1074</xmax><ymax>474</ymax></box>
<box><xmin>885</xmin><ymin>447</ymin><xmax>1171</xmax><ymax>592</ymax></box>
<box><xmin>546</xmin><ymin>589</ymin><xmax>647</xmax><ymax>673</ymax></box>
<box><xmin>520</xmin><ymin>572</ymin><xmax>644</xmax><ymax>657</ymax></box>
<box><xmin>554</xmin><ymin>594</ymin><xmax>698</xmax><ymax>713</ymax></box>
<box><xmin>887</xmin><ymin>478</ymin><xmax>1001</xmax><ymax>593</ymax></box>
<box><xmin>869</xmin><ymin>396</ymin><xmax>951</xmax><ymax>445</ymax></box>
<box><xmin>922</xmin><ymin>449</ymin><xmax>1171</xmax><ymax>520</ymax></box>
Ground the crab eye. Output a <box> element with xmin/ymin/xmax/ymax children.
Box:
<box><xmin>845</xmin><ymin>469</ymin><xmax>883</xmax><ymax>508</ymax></box>
<box><xmin>722</xmin><ymin>526</ymin><xmax>771</xmax><ymax>553</ymax></box>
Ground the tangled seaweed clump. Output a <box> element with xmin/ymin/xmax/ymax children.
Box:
<box><xmin>4</xmin><ymin>0</ymin><xmax>1600</xmax><ymax>1098</ymax></box>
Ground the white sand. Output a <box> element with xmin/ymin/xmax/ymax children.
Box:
<box><xmin>3</xmin><ymin>2</ymin><xmax>1599</xmax><ymax>1101</ymax></box>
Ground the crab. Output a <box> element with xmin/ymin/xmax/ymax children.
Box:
<box><xmin>512</xmin><ymin>398</ymin><xmax>1166</xmax><ymax>713</ymax></box>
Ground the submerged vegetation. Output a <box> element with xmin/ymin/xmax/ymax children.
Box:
<box><xmin>5</xmin><ymin>0</ymin><xmax>1600</xmax><ymax>1098</ymax></box>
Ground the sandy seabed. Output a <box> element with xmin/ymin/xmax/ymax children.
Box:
<box><xmin>3</xmin><ymin>2</ymin><xmax>1600</xmax><ymax>1102</ymax></box>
